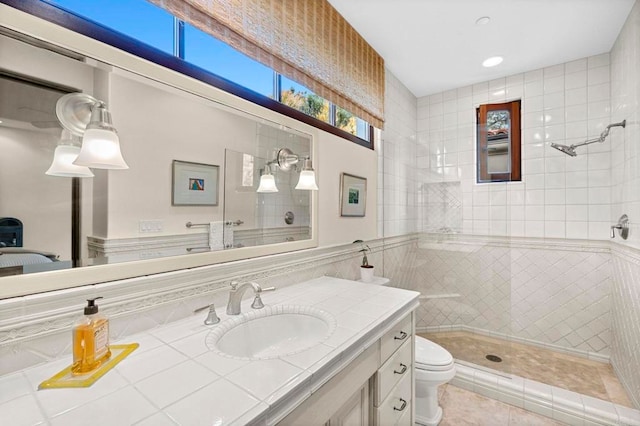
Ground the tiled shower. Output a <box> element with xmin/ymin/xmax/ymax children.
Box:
<box><xmin>380</xmin><ymin>0</ymin><xmax>640</xmax><ymax>409</ymax></box>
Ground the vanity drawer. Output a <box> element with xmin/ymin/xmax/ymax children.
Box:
<box><xmin>374</xmin><ymin>339</ymin><xmax>412</xmax><ymax>406</ymax></box>
<box><xmin>374</xmin><ymin>372</ymin><xmax>412</xmax><ymax>426</ymax></box>
<box><xmin>380</xmin><ymin>313</ymin><xmax>412</xmax><ymax>362</ymax></box>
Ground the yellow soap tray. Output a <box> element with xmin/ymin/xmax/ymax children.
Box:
<box><xmin>39</xmin><ymin>343</ymin><xmax>139</xmax><ymax>390</ymax></box>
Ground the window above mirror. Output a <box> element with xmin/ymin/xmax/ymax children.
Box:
<box><xmin>36</xmin><ymin>0</ymin><xmax>375</xmax><ymax>148</ymax></box>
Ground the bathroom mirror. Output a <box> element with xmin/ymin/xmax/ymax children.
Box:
<box><xmin>0</xmin><ymin>16</ymin><xmax>317</xmax><ymax>298</ymax></box>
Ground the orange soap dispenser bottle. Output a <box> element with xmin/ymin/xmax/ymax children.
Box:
<box><xmin>72</xmin><ymin>297</ymin><xmax>111</xmax><ymax>375</ymax></box>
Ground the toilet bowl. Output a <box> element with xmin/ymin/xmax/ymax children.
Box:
<box><xmin>415</xmin><ymin>336</ymin><xmax>456</xmax><ymax>426</ymax></box>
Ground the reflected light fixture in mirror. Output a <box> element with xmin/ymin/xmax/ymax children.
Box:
<box><xmin>257</xmin><ymin>164</ymin><xmax>279</xmax><ymax>193</ymax></box>
<box><xmin>295</xmin><ymin>157</ymin><xmax>319</xmax><ymax>190</ymax></box>
<box><xmin>276</xmin><ymin>148</ymin><xmax>319</xmax><ymax>191</ymax></box>
<box><xmin>45</xmin><ymin>129</ymin><xmax>94</xmax><ymax>177</ymax></box>
<box><xmin>56</xmin><ymin>92</ymin><xmax>129</xmax><ymax>169</ymax></box>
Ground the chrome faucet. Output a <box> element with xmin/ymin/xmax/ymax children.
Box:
<box><xmin>226</xmin><ymin>281</ymin><xmax>276</xmax><ymax>315</ymax></box>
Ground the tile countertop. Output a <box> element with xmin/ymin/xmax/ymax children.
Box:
<box><xmin>0</xmin><ymin>276</ymin><xmax>420</xmax><ymax>426</ymax></box>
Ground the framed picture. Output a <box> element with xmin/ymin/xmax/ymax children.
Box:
<box><xmin>340</xmin><ymin>173</ymin><xmax>367</xmax><ymax>217</ymax></box>
<box><xmin>172</xmin><ymin>160</ymin><xmax>219</xmax><ymax>206</ymax></box>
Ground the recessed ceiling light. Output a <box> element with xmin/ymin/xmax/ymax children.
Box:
<box><xmin>475</xmin><ymin>16</ymin><xmax>491</xmax><ymax>25</ymax></box>
<box><xmin>482</xmin><ymin>56</ymin><xmax>503</xmax><ymax>67</ymax></box>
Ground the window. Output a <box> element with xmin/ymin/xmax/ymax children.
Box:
<box><xmin>48</xmin><ymin>0</ymin><xmax>174</xmax><ymax>55</ymax></box>
<box><xmin>184</xmin><ymin>24</ymin><xmax>274</xmax><ymax>98</ymax></box>
<box><xmin>280</xmin><ymin>76</ymin><xmax>330</xmax><ymax>123</ymax></box>
<box><xmin>476</xmin><ymin>100</ymin><xmax>521</xmax><ymax>183</ymax></box>
<box><xmin>21</xmin><ymin>0</ymin><xmax>374</xmax><ymax>147</ymax></box>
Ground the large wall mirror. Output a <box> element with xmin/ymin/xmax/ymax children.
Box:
<box><xmin>0</xmin><ymin>14</ymin><xmax>318</xmax><ymax>298</ymax></box>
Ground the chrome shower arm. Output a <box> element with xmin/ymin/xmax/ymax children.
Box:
<box><xmin>568</xmin><ymin>136</ymin><xmax>606</xmax><ymax>150</ymax></box>
<box><xmin>567</xmin><ymin>120</ymin><xmax>626</xmax><ymax>150</ymax></box>
<box><xmin>551</xmin><ymin>120</ymin><xmax>626</xmax><ymax>157</ymax></box>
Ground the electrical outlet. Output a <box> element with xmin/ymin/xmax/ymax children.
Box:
<box><xmin>139</xmin><ymin>220</ymin><xmax>163</xmax><ymax>233</ymax></box>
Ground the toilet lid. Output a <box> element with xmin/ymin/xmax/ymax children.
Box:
<box><xmin>415</xmin><ymin>336</ymin><xmax>453</xmax><ymax>367</ymax></box>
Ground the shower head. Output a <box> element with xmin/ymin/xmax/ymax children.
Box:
<box><xmin>551</xmin><ymin>142</ymin><xmax>577</xmax><ymax>157</ymax></box>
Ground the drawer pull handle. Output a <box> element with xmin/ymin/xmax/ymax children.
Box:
<box><xmin>393</xmin><ymin>398</ymin><xmax>407</xmax><ymax>412</ymax></box>
<box><xmin>394</xmin><ymin>363</ymin><xmax>407</xmax><ymax>375</ymax></box>
<box><xmin>394</xmin><ymin>331</ymin><xmax>408</xmax><ymax>341</ymax></box>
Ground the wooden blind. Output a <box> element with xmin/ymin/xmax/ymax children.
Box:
<box><xmin>148</xmin><ymin>0</ymin><xmax>385</xmax><ymax>128</ymax></box>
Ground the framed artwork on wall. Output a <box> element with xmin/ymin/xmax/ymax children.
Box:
<box><xmin>340</xmin><ymin>173</ymin><xmax>367</xmax><ymax>217</ymax></box>
<box><xmin>172</xmin><ymin>160</ymin><xmax>219</xmax><ymax>206</ymax></box>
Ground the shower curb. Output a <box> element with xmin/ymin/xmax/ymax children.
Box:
<box><xmin>451</xmin><ymin>363</ymin><xmax>640</xmax><ymax>426</ymax></box>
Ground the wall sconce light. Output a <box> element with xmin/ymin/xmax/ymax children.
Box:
<box><xmin>272</xmin><ymin>148</ymin><xmax>318</xmax><ymax>191</ymax></box>
<box><xmin>256</xmin><ymin>164</ymin><xmax>279</xmax><ymax>193</ymax></box>
<box><xmin>294</xmin><ymin>157</ymin><xmax>319</xmax><ymax>190</ymax></box>
<box><xmin>55</xmin><ymin>92</ymin><xmax>128</xmax><ymax>169</ymax></box>
<box><xmin>45</xmin><ymin>129</ymin><xmax>94</xmax><ymax>178</ymax></box>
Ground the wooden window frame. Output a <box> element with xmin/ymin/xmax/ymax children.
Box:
<box><xmin>476</xmin><ymin>100</ymin><xmax>521</xmax><ymax>183</ymax></box>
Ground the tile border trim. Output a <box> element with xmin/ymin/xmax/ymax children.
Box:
<box><xmin>451</xmin><ymin>362</ymin><xmax>640</xmax><ymax>425</ymax></box>
<box><xmin>0</xmin><ymin>235</ymin><xmax>417</xmax><ymax>347</ymax></box>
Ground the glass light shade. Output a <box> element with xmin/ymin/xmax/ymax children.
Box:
<box><xmin>257</xmin><ymin>174</ymin><xmax>278</xmax><ymax>192</ymax></box>
<box><xmin>46</xmin><ymin>144</ymin><xmax>94</xmax><ymax>177</ymax></box>
<box><xmin>73</xmin><ymin>128</ymin><xmax>129</xmax><ymax>169</ymax></box>
<box><xmin>295</xmin><ymin>170</ymin><xmax>318</xmax><ymax>190</ymax></box>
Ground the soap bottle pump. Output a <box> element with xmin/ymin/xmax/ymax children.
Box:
<box><xmin>72</xmin><ymin>297</ymin><xmax>111</xmax><ymax>375</ymax></box>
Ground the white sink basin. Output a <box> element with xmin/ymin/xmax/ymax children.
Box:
<box><xmin>205</xmin><ymin>305</ymin><xmax>336</xmax><ymax>360</ymax></box>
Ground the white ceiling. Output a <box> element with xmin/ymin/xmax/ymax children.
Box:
<box><xmin>328</xmin><ymin>0</ymin><xmax>636</xmax><ymax>98</ymax></box>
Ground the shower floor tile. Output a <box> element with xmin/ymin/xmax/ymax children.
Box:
<box><xmin>419</xmin><ymin>331</ymin><xmax>633</xmax><ymax>408</ymax></box>
<box><xmin>439</xmin><ymin>384</ymin><xmax>563</xmax><ymax>425</ymax></box>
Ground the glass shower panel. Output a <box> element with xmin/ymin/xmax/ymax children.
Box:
<box><xmin>386</xmin><ymin>176</ymin><xmax>514</xmax><ymax>376</ymax></box>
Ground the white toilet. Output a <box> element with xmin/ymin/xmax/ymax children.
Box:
<box><xmin>414</xmin><ymin>336</ymin><xmax>456</xmax><ymax>426</ymax></box>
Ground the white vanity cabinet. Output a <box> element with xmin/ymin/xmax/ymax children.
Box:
<box><xmin>279</xmin><ymin>312</ymin><xmax>415</xmax><ymax>426</ymax></box>
<box><xmin>372</xmin><ymin>313</ymin><xmax>414</xmax><ymax>426</ymax></box>
<box><xmin>328</xmin><ymin>382</ymin><xmax>370</xmax><ymax>426</ymax></box>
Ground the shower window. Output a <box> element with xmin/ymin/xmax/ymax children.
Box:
<box><xmin>476</xmin><ymin>100</ymin><xmax>521</xmax><ymax>183</ymax></box>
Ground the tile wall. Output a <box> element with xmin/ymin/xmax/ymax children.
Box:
<box><xmin>382</xmin><ymin>0</ymin><xmax>640</xmax><ymax>407</ymax></box>
<box><xmin>380</xmin><ymin>70</ymin><xmax>418</xmax><ymax>238</ymax></box>
<box><xmin>410</xmin><ymin>235</ymin><xmax>612</xmax><ymax>358</ymax></box>
<box><xmin>609</xmin><ymin>0</ymin><xmax>640</xmax><ymax>409</ymax></box>
<box><xmin>611</xmin><ymin>250</ymin><xmax>640</xmax><ymax>408</ymax></box>
<box><xmin>416</xmin><ymin>53</ymin><xmax>612</xmax><ymax>239</ymax></box>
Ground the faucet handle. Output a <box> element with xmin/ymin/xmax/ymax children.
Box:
<box><xmin>204</xmin><ymin>304</ymin><xmax>220</xmax><ymax>325</ymax></box>
<box><xmin>230</xmin><ymin>281</ymin><xmax>239</xmax><ymax>290</ymax></box>
<box><xmin>251</xmin><ymin>294</ymin><xmax>265</xmax><ymax>309</ymax></box>
<box><xmin>194</xmin><ymin>303</ymin><xmax>220</xmax><ymax>325</ymax></box>
<box><xmin>251</xmin><ymin>286</ymin><xmax>275</xmax><ymax>309</ymax></box>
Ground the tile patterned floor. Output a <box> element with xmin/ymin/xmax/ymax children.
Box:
<box><xmin>420</xmin><ymin>331</ymin><xmax>633</xmax><ymax>408</ymax></box>
<box><xmin>439</xmin><ymin>384</ymin><xmax>563</xmax><ymax>425</ymax></box>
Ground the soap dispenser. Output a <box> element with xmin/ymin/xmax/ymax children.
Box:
<box><xmin>72</xmin><ymin>297</ymin><xmax>111</xmax><ymax>375</ymax></box>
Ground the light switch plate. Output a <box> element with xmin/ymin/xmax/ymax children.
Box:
<box><xmin>139</xmin><ymin>220</ymin><xmax>163</xmax><ymax>233</ymax></box>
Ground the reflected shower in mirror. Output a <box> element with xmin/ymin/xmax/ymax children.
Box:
<box><xmin>224</xmin><ymin>125</ymin><xmax>312</xmax><ymax>248</ymax></box>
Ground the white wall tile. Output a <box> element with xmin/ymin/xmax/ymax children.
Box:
<box><xmin>565</xmin><ymin>71</ymin><xmax>587</xmax><ymax>90</ymax></box>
